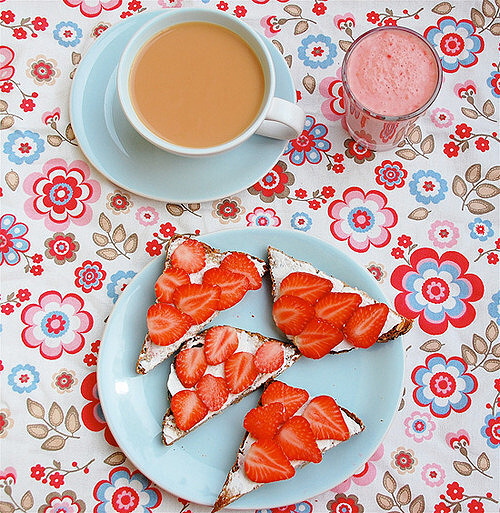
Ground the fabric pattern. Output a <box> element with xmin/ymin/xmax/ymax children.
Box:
<box><xmin>1</xmin><ymin>1</ymin><xmax>499</xmax><ymax>513</ymax></box>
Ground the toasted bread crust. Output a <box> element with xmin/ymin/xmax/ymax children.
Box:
<box><xmin>267</xmin><ymin>246</ymin><xmax>413</xmax><ymax>349</ymax></box>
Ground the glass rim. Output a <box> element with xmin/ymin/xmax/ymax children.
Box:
<box><xmin>341</xmin><ymin>26</ymin><xmax>443</xmax><ymax>122</ymax></box>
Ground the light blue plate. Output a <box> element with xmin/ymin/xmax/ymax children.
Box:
<box><xmin>70</xmin><ymin>12</ymin><xmax>295</xmax><ymax>203</ymax></box>
<box><xmin>98</xmin><ymin>228</ymin><xmax>404</xmax><ymax>509</ymax></box>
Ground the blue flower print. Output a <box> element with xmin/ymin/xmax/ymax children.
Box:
<box><xmin>53</xmin><ymin>21</ymin><xmax>83</xmax><ymax>47</ymax></box>
<box><xmin>488</xmin><ymin>291</ymin><xmax>500</xmax><ymax>324</ymax></box>
<box><xmin>107</xmin><ymin>270</ymin><xmax>137</xmax><ymax>303</ymax></box>
<box><xmin>284</xmin><ymin>115</ymin><xmax>331</xmax><ymax>165</ymax></box>
<box><xmin>409</xmin><ymin>169</ymin><xmax>448</xmax><ymax>205</ymax></box>
<box><xmin>487</xmin><ymin>70</ymin><xmax>500</xmax><ymax>98</ymax></box>
<box><xmin>3</xmin><ymin>130</ymin><xmax>45</xmax><ymax>164</ymax></box>
<box><xmin>468</xmin><ymin>217</ymin><xmax>494</xmax><ymax>241</ymax></box>
<box><xmin>8</xmin><ymin>364</ymin><xmax>40</xmax><ymax>393</ymax></box>
<box><xmin>298</xmin><ymin>34</ymin><xmax>337</xmax><ymax>69</ymax></box>
<box><xmin>0</xmin><ymin>214</ymin><xmax>30</xmax><ymax>266</ymax></box>
<box><xmin>480</xmin><ymin>413</ymin><xmax>500</xmax><ymax>449</ymax></box>
<box><xmin>258</xmin><ymin>502</ymin><xmax>312</xmax><ymax>513</ymax></box>
<box><xmin>291</xmin><ymin>212</ymin><xmax>312</xmax><ymax>232</ymax></box>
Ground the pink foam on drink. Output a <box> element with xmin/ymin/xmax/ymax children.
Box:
<box><xmin>346</xmin><ymin>28</ymin><xmax>439</xmax><ymax>117</ymax></box>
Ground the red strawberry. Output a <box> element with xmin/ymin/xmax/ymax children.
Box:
<box><xmin>276</xmin><ymin>416</ymin><xmax>322</xmax><ymax>463</ymax></box>
<box><xmin>196</xmin><ymin>374</ymin><xmax>229</xmax><ymax>411</ymax></box>
<box><xmin>147</xmin><ymin>303</ymin><xmax>193</xmax><ymax>346</ymax></box>
<box><xmin>314</xmin><ymin>292</ymin><xmax>362</xmax><ymax>329</ymax></box>
<box><xmin>302</xmin><ymin>396</ymin><xmax>349</xmax><ymax>441</ymax></box>
<box><xmin>253</xmin><ymin>341</ymin><xmax>285</xmax><ymax>374</ymax></box>
<box><xmin>272</xmin><ymin>295</ymin><xmax>314</xmax><ymax>336</ymax></box>
<box><xmin>204</xmin><ymin>326</ymin><xmax>239</xmax><ymax>366</ymax></box>
<box><xmin>170</xmin><ymin>239</ymin><xmax>206</xmax><ymax>274</ymax></box>
<box><xmin>294</xmin><ymin>318</ymin><xmax>343</xmax><ymax>359</ymax></box>
<box><xmin>170</xmin><ymin>390</ymin><xmax>208</xmax><ymax>431</ymax></box>
<box><xmin>202</xmin><ymin>267</ymin><xmax>249</xmax><ymax>310</ymax></box>
<box><xmin>220</xmin><ymin>252</ymin><xmax>262</xmax><ymax>290</ymax></box>
<box><xmin>261</xmin><ymin>381</ymin><xmax>309</xmax><ymax>421</ymax></box>
<box><xmin>279</xmin><ymin>272</ymin><xmax>333</xmax><ymax>303</ymax></box>
<box><xmin>224</xmin><ymin>351</ymin><xmax>258</xmax><ymax>394</ymax></box>
<box><xmin>175</xmin><ymin>347</ymin><xmax>207</xmax><ymax>388</ymax></box>
<box><xmin>244</xmin><ymin>439</ymin><xmax>295</xmax><ymax>483</ymax></box>
<box><xmin>343</xmin><ymin>303</ymin><xmax>389</xmax><ymax>348</ymax></box>
<box><xmin>243</xmin><ymin>403</ymin><xmax>285</xmax><ymax>439</ymax></box>
<box><xmin>173</xmin><ymin>283</ymin><xmax>220</xmax><ymax>324</ymax></box>
<box><xmin>155</xmin><ymin>267</ymin><xmax>191</xmax><ymax>303</ymax></box>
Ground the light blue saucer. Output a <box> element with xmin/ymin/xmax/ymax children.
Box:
<box><xmin>70</xmin><ymin>12</ymin><xmax>295</xmax><ymax>203</ymax></box>
<box><xmin>97</xmin><ymin>228</ymin><xmax>404</xmax><ymax>509</ymax></box>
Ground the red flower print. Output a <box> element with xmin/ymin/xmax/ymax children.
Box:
<box><xmin>217</xmin><ymin>1</ymin><xmax>229</xmax><ymax>10</ymax></box>
<box><xmin>487</xmin><ymin>253</ymin><xmax>499</xmax><ymax>264</ymax></box>
<box><xmin>24</xmin><ymin>159</ymin><xmax>100</xmax><ymax>230</ymax></box>
<box><xmin>0</xmin><ymin>10</ymin><xmax>15</xmax><ymax>23</ymax></box>
<box><xmin>145</xmin><ymin>239</ymin><xmax>162</xmax><ymax>257</ymax></box>
<box><xmin>16</xmin><ymin>289</ymin><xmax>31</xmax><ymax>302</ymax></box>
<box><xmin>81</xmin><ymin>372</ymin><xmax>117</xmax><ymax>446</ymax></box>
<box><xmin>159</xmin><ymin>222</ymin><xmax>176</xmax><ymax>238</ymax></box>
<box><xmin>455</xmin><ymin>124</ymin><xmax>472</xmax><ymax>138</ymax></box>
<box><xmin>321</xmin><ymin>186</ymin><xmax>335</xmax><ymax>198</ymax></box>
<box><xmin>309</xmin><ymin>199</ymin><xmax>321</xmax><ymax>210</ymax></box>
<box><xmin>30</xmin><ymin>264</ymin><xmax>43</xmax><ymax>276</ymax></box>
<box><xmin>48</xmin><ymin>472</ymin><xmax>65</xmax><ymax>488</ymax></box>
<box><xmin>446</xmin><ymin>482</ymin><xmax>464</xmax><ymax>500</ymax></box>
<box><xmin>128</xmin><ymin>0</ymin><xmax>142</xmax><ymax>10</ymax></box>
<box><xmin>391</xmin><ymin>248</ymin><xmax>483</xmax><ymax>334</ymax></box>
<box><xmin>32</xmin><ymin>17</ymin><xmax>48</xmax><ymax>31</ymax></box>
<box><xmin>83</xmin><ymin>353</ymin><xmax>97</xmax><ymax>366</ymax></box>
<box><xmin>398</xmin><ymin>234</ymin><xmax>412</xmax><ymax>248</ymax></box>
<box><xmin>366</xmin><ymin>11</ymin><xmax>380</xmax><ymax>23</ymax></box>
<box><xmin>213</xmin><ymin>197</ymin><xmax>243</xmax><ymax>223</ymax></box>
<box><xmin>30</xmin><ymin>464</ymin><xmax>45</xmax><ymax>480</ymax></box>
<box><xmin>443</xmin><ymin>141</ymin><xmax>460</xmax><ymax>157</ymax></box>
<box><xmin>1</xmin><ymin>303</ymin><xmax>14</xmax><ymax>315</ymax></box>
<box><xmin>312</xmin><ymin>2</ymin><xmax>327</xmax><ymax>15</ymax></box>
<box><xmin>285</xmin><ymin>116</ymin><xmax>331</xmax><ymax>165</ymax></box>
<box><xmin>295</xmin><ymin>189</ymin><xmax>307</xmax><ymax>199</ymax></box>
<box><xmin>434</xmin><ymin>503</ymin><xmax>451</xmax><ymax>513</ymax></box>
<box><xmin>327</xmin><ymin>494</ymin><xmax>363</xmax><ymax>513</ymax></box>
<box><xmin>234</xmin><ymin>5</ymin><xmax>247</xmax><ymax>17</ymax></box>
<box><xmin>1</xmin><ymin>82</ymin><xmax>13</xmax><ymax>93</ymax></box>
<box><xmin>13</xmin><ymin>28</ymin><xmax>27</xmax><ymax>40</ymax></box>
<box><xmin>391</xmin><ymin>247</ymin><xmax>404</xmax><ymax>259</ymax></box>
<box><xmin>344</xmin><ymin>138</ymin><xmax>375</xmax><ymax>164</ymax></box>
<box><xmin>467</xmin><ymin>499</ymin><xmax>484</xmax><ymax>513</ymax></box>
<box><xmin>20</xmin><ymin>98</ymin><xmax>35</xmax><ymax>112</ymax></box>
<box><xmin>332</xmin><ymin>164</ymin><xmax>345</xmax><ymax>173</ymax></box>
<box><xmin>74</xmin><ymin>260</ymin><xmax>106</xmax><ymax>292</ymax></box>
<box><xmin>44</xmin><ymin>232</ymin><xmax>79</xmax><ymax>264</ymax></box>
<box><xmin>248</xmin><ymin>161</ymin><xmax>294</xmax><ymax>201</ymax></box>
<box><xmin>475</xmin><ymin>137</ymin><xmax>489</xmax><ymax>152</ymax></box>
<box><xmin>375</xmin><ymin>160</ymin><xmax>407</xmax><ymax>190</ymax></box>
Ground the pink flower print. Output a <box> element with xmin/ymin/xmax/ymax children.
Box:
<box><xmin>0</xmin><ymin>45</ymin><xmax>15</xmax><ymax>82</ymax></box>
<box><xmin>260</xmin><ymin>15</ymin><xmax>281</xmax><ymax>37</ymax></box>
<box><xmin>454</xmin><ymin>80</ymin><xmax>476</xmax><ymax>98</ymax></box>
<box><xmin>328</xmin><ymin>187</ymin><xmax>397</xmax><ymax>252</ymax></box>
<box><xmin>23</xmin><ymin>158</ymin><xmax>100</xmax><ymax>230</ymax></box>
<box><xmin>42</xmin><ymin>108</ymin><xmax>61</xmax><ymax>125</ymax></box>
<box><xmin>445</xmin><ymin>429</ymin><xmax>470</xmax><ymax>449</ymax></box>
<box><xmin>428</xmin><ymin>220</ymin><xmax>459</xmax><ymax>248</ymax></box>
<box><xmin>135</xmin><ymin>206</ymin><xmax>159</xmax><ymax>226</ymax></box>
<box><xmin>246</xmin><ymin>207</ymin><xmax>281</xmax><ymax>227</ymax></box>
<box><xmin>421</xmin><ymin>463</ymin><xmax>446</xmax><ymax>487</ymax></box>
<box><xmin>404</xmin><ymin>411</ymin><xmax>436</xmax><ymax>442</ymax></box>
<box><xmin>430</xmin><ymin>107</ymin><xmax>454</xmax><ymax>128</ymax></box>
<box><xmin>333</xmin><ymin>444</ymin><xmax>384</xmax><ymax>492</ymax></box>
<box><xmin>21</xmin><ymin>291</ymin><xmax>92</xmax><ymax>360</ymax></box>
<box><xmin>319</xmin><ymin>68</ymin><xmax>345</xmax><ymax>121</ymax></box>
<box><xmin>62</xmin><ymin>0</ymin><xmax>122</xmax><ymax>17</ymax></box>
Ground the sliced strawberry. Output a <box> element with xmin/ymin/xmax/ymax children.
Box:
<box><xmin>243</xmin><ymin>403</ymin><xmax>285</xmax><ymax>440</ymax></box>
<box><xmin>276</xmin><ymin>415</ymin><xmax>322</xmax><ymax>463</ymax></box>
<box><xmin>170</xmin><ymin>390</ymin><xmax>208</xmax><ymax>431</ymax></box>
<box><xmin>220</xmin><ymin>252</ymin><xmax>262</xmax><ymax>290</ymax></box>
<box><xmin>244</xmin><ymin>439</ymin><xmax>295</xmax><ymax>483</ymax></box>
<box><xmin>272</xmin><ymin>295</ymin><xmax>315</xmax><ymax>336</ymax></box>
<box><xmin>279</xmin><ymin>272</ymin><xmax>333</xmax><ymax>304</ymax></box>
<box><xmin>170</xmin><ymin>239</ymin><xmax>206</xmax><ymax>274</ymax></box>
<box><xmin>147</xmin><ymin>303</ymin><xmax>193</xmax><ymax>346</ymax></box>
<box><xmin>154</xmin><ymin>267</ymin><xmax>191</xmax><ymax>304</ymax></box>
<box><xmin>204</xmin><ymin>326</ymin><xmax>239</xmax><ymax>366</ymax></box>
<box><xmin>294</xmin><ymin>318</ymin><xmax>343</xmax><ymax>359</ymax></box>
<box><xmin>302</xmin><ymin>396</ymin><xmax>350</xmax><ymax>441</ymax></box>
<box><xmin>314</xmin><ymin>292</ymin><xmax>362</xmax><ymax>329</ymax></box>
<box><xmin>202</xmin><ymin>267</ymin><xmax>249</xmax><ymax>310</ymax></box>
<box><xmin>173</xmin><ymin>283</ymin><xmax>220</xmax><ymax>324</ymax></box>
<box><xmin>261</xmin><ymin>381</ymin><xmax>309</xmax><ymax>421</ymax></box>
<box><xmin>224</xmin><ymin>351</ymin><xmax>258</xmax><ymax>394</ymax></box>
<box><xmin>253</xmin><ymin>341</ymin><xmax>285</xmax><ymax>374</ymax></box>
<box><xmin>195</xmin><ymin>374</ymin><xmax>229</xmax><ymax>411</ymax></box>
<box><xmin>343</xmin><ymin>303</ymin><xmax>389</xmax><ymax>348</ymax></box>
<box><xmin>175</xmin><ymin>347</ymin><xmax>207</xmax><ymax>388</ymax></box>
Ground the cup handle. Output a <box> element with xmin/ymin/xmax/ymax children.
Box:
<box><xmin>256</xmin><ymin>97</ymin><xmax>306</xmax><ymax>140</ymax></box>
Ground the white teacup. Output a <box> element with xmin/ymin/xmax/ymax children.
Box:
<box><xmin>117</xmin><ymin>8</ymin><xmax>305</xmax><ymax>157</ymax></box>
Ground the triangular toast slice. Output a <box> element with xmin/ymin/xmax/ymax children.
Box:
<box><xmin>162</xmin><ymin>327</ymin><xmax>301</xmax><ymax>445</ymax></box>
<box><xmin>267</xmin><ymin>247</ymin><xmax>412</xmax><ymax>357</ymax></box>
<box><xmin>136</xmin><ymin>235</ymin><xmax>267</xmax><ymax>374</ymax></box>
<box><xmin>212</xmin><ymin>380</ymin><xmax>364</xmax><ymax>511</ymax></box>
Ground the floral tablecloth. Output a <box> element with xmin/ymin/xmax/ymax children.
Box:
<box><xmin>1</xmin><ymin>1</ymin><xmax>499</xmax><ymax>513</ymax></box>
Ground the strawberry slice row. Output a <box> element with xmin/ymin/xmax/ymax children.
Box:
<box><xmin>272</xmin><ymin>271</ymin><xmax>389</xmax><ymax>357</ymax></box>
<box><xmin>171</xmin><ymin>327</ymin><xmax>286</xmax><ymax>432</ymax></box>
<box><xmin>148</xmin><ymin>240</ymin><xmax>262</xmax><ymax>346</ymax></box>
<box><xmin>243</xmin><ymin>382</ymin><xmax>350</xmax><ymax>483</ymax></box>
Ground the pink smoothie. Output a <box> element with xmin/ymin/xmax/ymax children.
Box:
<box><xmin>345</xmin><ymin>28</ymin><xmax>439</xmax><ymax>117</ymax></box>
